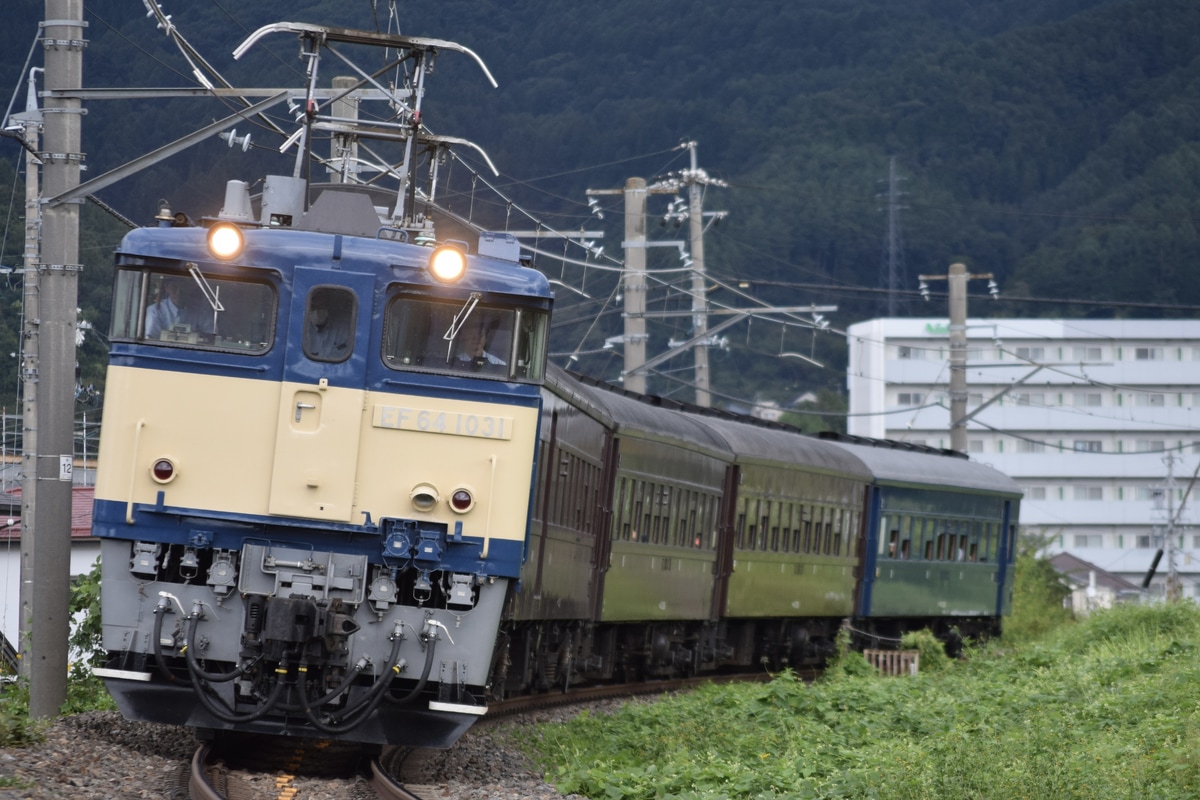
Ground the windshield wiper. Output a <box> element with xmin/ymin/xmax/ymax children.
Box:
<box><xmin>186</xmin><ymin>262</ymin><xmax>225</xmax><ymax>312</ymax></box>
<box><xmin>443</xmin><ymin>292</ymin><xmax>481</xmax><ymax>342</ymax></box>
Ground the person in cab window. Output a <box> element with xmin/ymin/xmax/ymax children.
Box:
<box><xmin>146</xmin><ymin>277</ymin><xmax>213</xmax><ymax>338</ymax></box>
<box><xmin>305</xmin><ymin>291</ymin><xmax>353</xmax><ymax>361</ymax></box>
<box><xmin>457</xmin><ymin>320</ymin><xmax>506</xmax><ymax>370</ymax></box>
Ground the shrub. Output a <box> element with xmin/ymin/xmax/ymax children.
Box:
<box><xmin>822</xmin><ymin>625</ymin><xmax>875</xmax><ymax>680</ymax></box>
<box><xmin>0</xmin><ymin>556</ymin><xmax>114</xmax><ymax>741</ymax></box>
<box><xmin>900</xmin><ymin>628</ymin><xmax>951</xmax><ymax>673</ymax></box>
<box><xmin>1005</xmin><ymin>531</ymin><xmax>1073</xmax><ymax>644</ymax></box>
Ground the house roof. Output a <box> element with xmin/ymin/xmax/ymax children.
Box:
<box><xmin>0</xmin><ymin>486</ymin><xmax>96</xmax><ymax>541</ymax></box>
<box><xmin>1050</xmin><ymin>551</ymin><xmax>1142</xmax><ymax>593</ymax></box>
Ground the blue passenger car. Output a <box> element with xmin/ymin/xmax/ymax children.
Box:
<box><xmin>821</xmin><ymin>434</ymin><xmax>1021</xmax><ymax>646</ymax></box>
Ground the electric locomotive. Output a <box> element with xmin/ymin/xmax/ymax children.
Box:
<box><xmin>92</xmin><ymin>24</ymin><xmax>551</xmax><ymax>747</ymax></box>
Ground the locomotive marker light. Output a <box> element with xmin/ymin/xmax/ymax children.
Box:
<box><xmin>207</xmin><ymin>222</ymin><xmax>245</xmax><ymax>260</ymax></box>
<box><xmin>449</xmin><ymin>487</ymin><xmax>475</xmax><ymax>513</ymax></box>
<box><xmin>150</xmin><ymin>458</ymin><xmax>177</xmax><ymax>484</ymax></box>
<box><xmin>428</xmin><ymin>245</ymin><xmax>467</xmax><ymax>283</ymax></box>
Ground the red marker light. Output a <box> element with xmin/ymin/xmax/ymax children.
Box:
<box><xmin>151</xmin><ymin>459</ymin><xmax>175</xmax><ymax>483</ymax></box>
<box><xmin>449</xmin><ymin>489</ymin><xmax>474</xmax><ymax>513</ymax></box>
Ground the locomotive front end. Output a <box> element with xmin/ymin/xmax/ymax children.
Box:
<box><xmin>92</xmin><ymin>221</ymin><xmax>551</xmax><ymax>747</ymax></box>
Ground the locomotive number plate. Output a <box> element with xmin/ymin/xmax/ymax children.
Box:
<box><xmin>372</xmin><ymin>404</ymin><xmax>513</xmax><ymax>440</ymax></box>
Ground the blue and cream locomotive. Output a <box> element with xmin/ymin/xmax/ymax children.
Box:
<box><xmin>94</xmin><ymin>194</ymin><xmax>550</xmax><ymax>746</ymax></box>
<box><xmin>93</xmin><ymin>24</ymin><xmax>550</xmax><ymax>746</ymax></box>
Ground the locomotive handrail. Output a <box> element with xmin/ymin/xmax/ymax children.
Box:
<box><xmin>126</xmin><ymin>419</ymin><xmax>146</xmax><ymax>524</ymax></box>
<box><xmin>375</xmin><ymin>227</ymin><xmax>409</xmax><ymax>243</ymax></box>
<box><xmin>480</xmin><ymin>454</ymin><xmax>497</xmax><ymax>558</ymax></box>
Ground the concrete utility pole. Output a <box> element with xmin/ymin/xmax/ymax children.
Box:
<box><xmin>587</xmin><ymin>178</ymin><xmax>673</xmax><ymax>394</ymax></box>
<box><xmin>1162</xmin><ymin>453</ymin><xmax>1181</xmax><ymax>602</ymax></box>
<box><xmin>588</xmin><ymin>143</ymin><xmax>726</xmax><ymax>404</ymax></box>
<box><xmin>918</xmin><ymin>263</ymin><xmax>994</xmax><ymax>453</ymax></box>
<box><xmin>678</xmin><ymin>140</ymin><xmax>726</xmax><ymax>408</ymax></box>
<box><xmin>23</xmin><ymin>0</ymin><xmax>85</xmax><ymax>717</ymax></box>
<box><xmin>13</xmin><ymin>67</ymin><xmax>43</xmax><ymax>685</ymax></box>
<box><xmin>946</xmin><ymin>264</ymin><xmax>968</xmax><ymax>454</ymax></box>
<box><xmin>617</xmin><ymin>178</ymin><xmax>649</xmax><ymax>395</ymax></box>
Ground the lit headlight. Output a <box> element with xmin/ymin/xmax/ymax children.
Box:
<box><xmin>429</xmin><ymin>245</ymin><xmax>466</xmax><ymax>283</ymax></box>
<box><xmin>207</xmin><ymin>222</ymin><xmax>244</xmax><ymax>260</ymax></box>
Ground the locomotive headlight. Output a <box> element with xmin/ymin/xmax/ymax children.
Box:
<box><xmin>410</xmin><ymin>482</ymin><xmax>440</xmax><ymax>513</ymax></box>
<box><xmin>428</xmin><ymin>245</ymin><xmax>466</xmax><ymax>283</ymax></box>
<box><xmin>150</xmin><ymin>458</ymin><xmax>177</xmax><ymax>484</ymax></box>
<box><xmin>207</xmin><ymin>222</ymin><xmax>245</xmax><ymax>260</ymax></box>
<box><xmin>449</xmin><ymin>487</ymin><xmax>475</xmax><ymax>514</ymax></box>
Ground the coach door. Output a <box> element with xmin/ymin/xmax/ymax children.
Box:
<box><xmin>269</xmin><ymin>266</ymin><xmax>375</xmax><ymax>522</ymax></box>
<box><xmin>588</xmin><ymin>432</ymin><xmax>620</xmax><ymax>621</ymax></box>
<box><xmin>709</xmin><ymin>464</ymin><xmax>739</xmax><ymax>620</ymax></box>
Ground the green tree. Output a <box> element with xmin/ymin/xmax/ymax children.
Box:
<box><xmin>1005</xmin><ymin>530</ymin><xmax>1074</xmax><ymax>644</ymax></box>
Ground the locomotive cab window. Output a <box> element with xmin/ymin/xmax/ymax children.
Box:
<box><xmin>384</xmin><ymin>293</ymin><xmax>549</xmax><ymax>382</ymax></box>
<box><xmin>303</xmin><ymin>286</ymin><xmax>356</xmax><ymax>363</ymax></box>
<box><xmin>111</xmin><ymin>267</ymin><xmax>276</xmax><ymax>353</ymax></box>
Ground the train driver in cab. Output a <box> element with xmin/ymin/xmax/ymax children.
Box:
<box><xmin>145</xmin><ymin>276</ymin><xmax>213</xmax><ymax>338</ymax></box>
<box><xmin>457</xmin><ymin>318</ymin><xmax>506</xmax><ymax>370</ymax></box>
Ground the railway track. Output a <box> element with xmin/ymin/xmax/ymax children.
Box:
<box><xmin>184</xmin><ymin>670</ymin><xmax>795</xmax><ymax>799</ymax></box>
<box><xmin>188</xmin><ymin>739</ymin><xmax>416</xmax><ymax>800</ymax></box>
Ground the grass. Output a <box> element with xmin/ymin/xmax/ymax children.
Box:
<box><xmin>516</xmin><ymin>602</ymin><xmax>1200</xmax><ymax>799</ymax></box>
<box><xmin>0</xmin><ymin>559</ymin><xmax>114</xmax><ymax>747</ymax></box>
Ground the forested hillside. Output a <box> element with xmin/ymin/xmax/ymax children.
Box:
<box><xmin>1</xmin><ymin>0</ymin><xmax>1197</xmax><ymax>416</ymax></box>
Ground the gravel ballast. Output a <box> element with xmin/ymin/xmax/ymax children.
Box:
<box><xmin>0</xmin><ymin>710</ymin><xmax>592</xmax><ymax>799</ymax></box>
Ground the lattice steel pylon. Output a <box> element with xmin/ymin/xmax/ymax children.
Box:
<box><xmin>877</xmin><ymin>156</ymin><xmax>910</xmax><ymax>317</ymax></box>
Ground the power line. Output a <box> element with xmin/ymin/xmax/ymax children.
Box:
<box><xmin>729</xmin><ymin>280</ymin><xmax>1200</xmax><ymax>314</ymax></box>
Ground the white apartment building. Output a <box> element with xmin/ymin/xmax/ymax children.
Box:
<box><xmin>846</xmin><ymin>318</ymin><xmax>1200</xmax><ymax>600</ymax></box>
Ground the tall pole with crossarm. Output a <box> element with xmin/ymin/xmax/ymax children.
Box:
<box><xmin>917</xmin><ymin>263</ymin><xmax>995</xmax><ymax>454</ymax></box>
<box><xmin>587</xmin><ymin>178</ymin><xmax>674</xmax><ymax>394</ymax></box>
<box><xmin>23</xmin><ymin>0</ymin><xmax>85</xmax><ymax>717</ymax></box>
